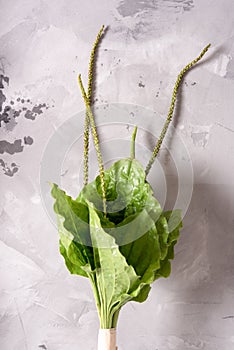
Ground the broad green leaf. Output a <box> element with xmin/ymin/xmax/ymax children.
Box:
<box><xmin>51</xmin><ymin>183</ymin><xmax>94</xmax><ymax>272</ymax></box>
<box><xmin>78</xmin><ymin>158</ymin><xmax>162</xmax><ymax>225</ymax></box>
<box><xmin>154</xmin><ymin>210</ymin><xmax>182</xmax><ymax>280</ymax></box>
<box><xmin>87</xmin><ymin>201</ymin><xmax>141</xmax><ymax>328</ymax></box>
<box><xmin>59</xmin><ymin>240</ymin><xmax>88</xmax><ymax>277</ymax></box>
<box><xmin>119</xmin><ymin>210</ymin><xmax>161</xmax><ymax>282</ymax></box>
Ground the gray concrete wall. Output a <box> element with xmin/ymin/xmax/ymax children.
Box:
<box><xmin>1</xmin><ymin>1</ymin><xmax>234</xmax><ymax>349</ymax></box>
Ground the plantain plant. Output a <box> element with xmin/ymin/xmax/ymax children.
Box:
<box><xmin>51</xmin><ymin>26</ymin><xmax>210</xmax><ymax>350</ymax></box>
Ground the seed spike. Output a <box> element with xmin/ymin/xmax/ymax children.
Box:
<box><xmin>145</xmin><ymin>44</ymin><xmax>211</xmax><ymax>176</ymax></box>
<box><xmin>78</xmin><ymin>74</ymin><xmax>106</xmax><ymax>215</ymax></box>
<box><xmin>83</xmin><ymin>25</ymin><xmax>105</xmax><ymax>186</ymax></box>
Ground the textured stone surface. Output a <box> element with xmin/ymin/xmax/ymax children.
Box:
<box><xmin>1</xmin><ymin>1</ymin><xmax>234</xmax><ymax>349</ymax></box>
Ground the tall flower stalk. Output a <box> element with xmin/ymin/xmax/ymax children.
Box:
<box><xmin>145</xmin><ymin>43</ymin><xmax>211</xmax><ymax>176</ymax></box>
<box><xmin>80</xmin><ymin>25</ymin><xmax>106</xmax><ymax>214</ymax></box>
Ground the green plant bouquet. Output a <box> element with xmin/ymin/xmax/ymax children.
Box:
<box><xmin>51</xmin><ymin>26</ymin><xmax>210</xmax><ymax>350</ymax></box>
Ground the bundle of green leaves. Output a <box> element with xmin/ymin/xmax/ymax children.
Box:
<box><xmin>51</xmin><ymin>25</ymin><xmax>210</xmax><ymax>340</ymax></box>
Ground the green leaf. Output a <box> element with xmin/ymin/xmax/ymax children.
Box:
<box><xmin>154</xmin><ymin>210</ymin><xmax>182</xmax><ymax>279</ymax></box>
<box><xmin>59</xmin><ymin>239</ymin><xmax>88</xmax><ymax>277</ymax></box>
<box><xmin>51</xmin><ymin>183</ymin><xmax>94</xmax><ymax>273</ymax></box>
<box><xmin>87</xmin><ymin>201</ymin><xmax>142</xmax><ymax>328</ymax></box>
<box><xmin>78</xmin><ymin>158</ymin><xmax>162</xmax><ymax>224</ymax></box>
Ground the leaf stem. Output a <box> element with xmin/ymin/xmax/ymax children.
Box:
<box><xmin>130</xmin><ymin>126</ymin><xmax>138</xmax><ymax>159</ymax></box>
<box><xmin>145</xmin><ymin>43</ymin><xmax>211</xmax><ymax>176</ymax></box>
<box><xmin>83</xmin><ymin>25</ymin><xmax>105</xmax><ymax>186</ymax></box>
<box><xmin>78</xmin><ymin>74</ymin><xmax>107</xmax><ymax>215</ymax></box>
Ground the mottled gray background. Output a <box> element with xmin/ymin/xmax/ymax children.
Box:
<box><xmin>1</xmin><ymin>1</ymin><xmax>234</xmax><ymax>349</ymax></box>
